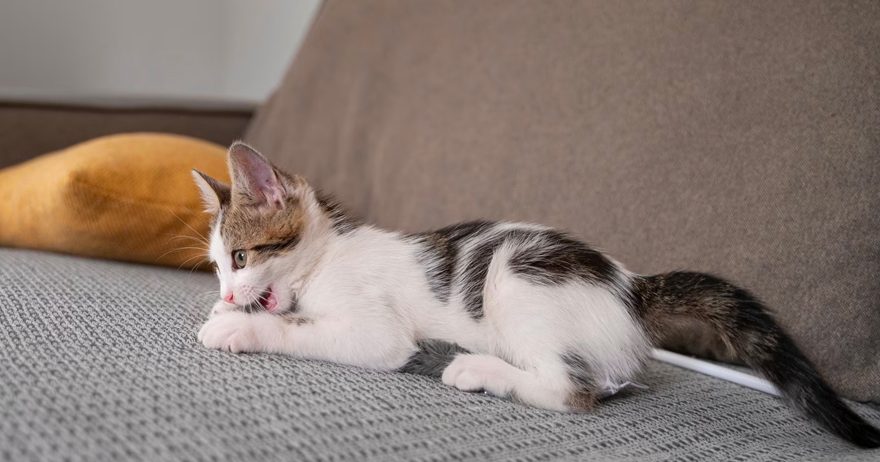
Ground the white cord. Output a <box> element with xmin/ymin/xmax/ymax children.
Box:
<box><xmin>651</xmin><ymin>348</ymin><xmax>781</xmax><ymax>397</ymax></box>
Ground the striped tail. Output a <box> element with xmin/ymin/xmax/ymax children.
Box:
<box><xmin>637</xmin><ymin>271</ymin><xmax>880</xmax><ymax>448</ymax></box>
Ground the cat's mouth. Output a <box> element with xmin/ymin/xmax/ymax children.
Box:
<box><xmin>258</xmin><ymin>286</ymin><xmax>279</xmax><ymax>312</ymax></box>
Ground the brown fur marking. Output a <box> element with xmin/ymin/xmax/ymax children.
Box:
<box><xmin>220</xmin><ymin>195</ymin><xmax>305</xmax><ymax>265</ymax></box>
<box><xmin>566</xmin><ymin>390</ymin><xmax>598</xmax><ymax>411</ymax></box>
<box><xmin>281</xmin><ymin>314</ymin><xmax>312</xmax><ymax>326</ymax></box>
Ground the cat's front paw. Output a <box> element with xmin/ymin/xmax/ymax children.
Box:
<box><xmin>209</xmin><ymin>299</ymin><xmax>237</xmax><ymax>317</ymax></box>
<box><xmin>198</xmin><ymin>312</ymin><xmax>271</xmax><ymax>353</ymax></box>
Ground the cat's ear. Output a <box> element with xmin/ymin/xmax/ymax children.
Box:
<box><xmin>191</xmin><ymin>169</ymin><xmax>230</xmax><ymax>214</ymax></box>
<box><xmin>227</xmin><ymin>141</ymin><xmax>293</xmax><ymax>208</ymax></box>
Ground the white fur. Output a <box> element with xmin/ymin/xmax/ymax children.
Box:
<box><xmin>199</xmin><ymin>212</ymin><xmax>652</xmax><ymax>411</ymax></box>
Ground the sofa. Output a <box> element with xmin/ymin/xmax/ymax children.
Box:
<box><xmin>2</xmin><ymin>1</ymin><xmax>878</xmax><ymax>460</ymax></box>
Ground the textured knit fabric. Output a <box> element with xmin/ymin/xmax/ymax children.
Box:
<box><xmin>244</xmin><ymin>0</ymin><xmax>880</xmax><ymax>401</ymax></box>
<box><xmin>1</xmin><ymin>248</ymin><xmax>878</xmax><ymax>461</ymax></box>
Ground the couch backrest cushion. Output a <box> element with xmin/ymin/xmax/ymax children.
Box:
<box><xmin>245</xmin><ymin>0</ymin><xmax>880</xmax><ymax>401</ymax></box>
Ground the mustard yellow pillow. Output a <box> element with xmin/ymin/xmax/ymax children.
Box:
<box><xmin>0</xmin><ymin>133</ymin><xmax>229</xmax><ymax>270</ymax></box>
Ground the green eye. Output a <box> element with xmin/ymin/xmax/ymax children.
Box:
<box><xmin>232</xmin><ymin>250</ymin><xmax>247</xmax><ymax>269</ymax></box>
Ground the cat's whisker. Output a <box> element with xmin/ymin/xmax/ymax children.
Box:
<box><xmin>179</xmin><ymin>252</ymin><xmax>209</xmax><ymax>266</ymax></box>
<box><xmin>188</xmin><ymin>261</ymin><xmax>209</xmax><ymax>276</ymax></box>
<box><xmin>177</xmin><ymin>253</ymin><xmax>209</xmax><ymax>271</ymax></box>
<box><xmin>164</xmin><ymin>245</ymin><xmax>208</xmax><ymax>253</ymax></box>
<box><xmin>193</xmin><ymin>290</ymin><xmax>219</xmax><ymax>299</ymax></box>
<box><xmin>168</xmin><ymin>234</ymin><xmax>209</xmax><ymax>246</ymax></box>
<box><xmin>165</xmin><ymin>208</ymin><xmax>209</xmax><ymax>243</ymax></box>
<box><xmin>156</xmin><ymin>246</ymin><xmax>208</xmax><ymax>261</ymax></box>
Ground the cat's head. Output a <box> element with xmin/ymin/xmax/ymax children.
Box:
<box><xmin>192</xmin><ymin>142</ymin><xmax>326</xmax><ymax>314</ymax></box>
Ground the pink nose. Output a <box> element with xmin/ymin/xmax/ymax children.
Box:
<box><xmin>224</xmin><ymin>293</ymin><xmax>235</xmax><ymax>303</ymax></box>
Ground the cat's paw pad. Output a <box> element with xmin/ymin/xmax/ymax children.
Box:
<box><xmin>441</xmin><ymin>354</ymin><xmax>515</xmax><ymax>396</ymax></box>
<box><xmin>198</xmin><ymin>312</ymin><xmax>263</xmax><ymax>353</ymax></box>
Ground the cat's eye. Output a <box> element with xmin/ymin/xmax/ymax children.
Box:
<box><xmin>232</xmin><ymin>250</ymin><xmax>247</xmax><ymax>269</ymax></box>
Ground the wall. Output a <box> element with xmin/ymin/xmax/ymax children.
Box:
<box><xmin>0</xmin><ymin>0</ymin><xmax>321</xmax><ymax>104</ymax></box>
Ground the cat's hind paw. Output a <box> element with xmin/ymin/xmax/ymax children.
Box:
<box><xmin>441</xmin><ymin>354</ymin><xmax>517</xmax><ymax>397</ymax></box>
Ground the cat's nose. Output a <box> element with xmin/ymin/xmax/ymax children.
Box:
<box><xmin>224</xmin><ymin>292</ymin><xmax>235</xmax><ymax>303</ymax></box>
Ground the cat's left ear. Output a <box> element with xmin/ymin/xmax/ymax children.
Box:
<box><xmin>227</xmin><ymin>142</ymin><xmax>304</xmax><ymax>208</ymax></box>
<box><xmin>191</xmin><ymin>169</ymin><xmax>230</xmax><ymax>214</ymax></box>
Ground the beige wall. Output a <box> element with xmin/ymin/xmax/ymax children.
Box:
<box><xmin>0</xmin><ymin>0</ymin><xmax>321</xmax><ymax>103</ymax></box>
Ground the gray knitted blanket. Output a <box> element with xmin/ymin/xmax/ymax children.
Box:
<box><xmin>1</xmin><ymin>249</ymin><xmax>877</xmax><ymax>461</ymax></box>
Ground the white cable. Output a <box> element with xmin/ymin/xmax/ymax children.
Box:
<box><xmin>651</xmin><ymin>348</ymin><xmax>781</xmax><ymax>397</ymax></box>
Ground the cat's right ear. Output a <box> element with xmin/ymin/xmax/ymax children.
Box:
<box><xmin>191</xmin><ymin>170</ymin><xmax>231</xmax><ymax>214</ymax></box>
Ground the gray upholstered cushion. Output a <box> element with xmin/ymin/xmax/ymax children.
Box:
<box><xmin>1</xmin><ymin>248</ymin><xmax>878</xmax><ymax>461</ymax></box>
<box><xmin>245</xmin><ymin>0</ymin><xmax>880</xmax><ymax>401</ymax></box>
<box><xmin>0</xmin><ymin>101</ymin><xmax>251</xmax><ymax>169</ymax></box>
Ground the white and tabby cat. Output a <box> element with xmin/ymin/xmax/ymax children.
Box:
<box><xmin>193</xmin><ymin>142</ymin><xmax>879</xmax><ymax>448</ymax></box>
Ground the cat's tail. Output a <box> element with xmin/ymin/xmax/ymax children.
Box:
<box><xmin>635</xmin><ymin>271</ymin><xmax>880</xmax><ymax>448</ymax></box>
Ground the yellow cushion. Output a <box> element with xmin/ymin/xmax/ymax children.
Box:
<box><xmin>0</xmin><ymin>133</ymin><xmax>228</xmax><ymax>270</ymax></box>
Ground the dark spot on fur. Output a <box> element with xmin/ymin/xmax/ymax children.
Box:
<box><xmin>561</xmin><ymin>352</ymin><xmax>598</xmax><ymax>411</ymax></box>
<box><xmin>506</xmin><ymin>230</ymin><xmax>618</xmax><ymax>285</ymax></box>
<box><xmin>561</xmin><ymin>352</ymin><xmax>594</xmax><ymax>389</ymax></box>
<box><xmin>398</xmin><ymin>339</ymin><xmax>469</xmax><ymax>378</ymax></box>
<box><xmin>408</xmin><ymin>234</ymin><xmax>457</xmax><ymax>303</ymax></box>
<box><xmin>316</xmin><ymin>191</ymin><xmax>360</xmax><ymax>234</ymax></box>
<box><xmin>432</xmin><ymin>221</ymin><xmax>496</xmax><ymax>243</ymax></box>
<box><xmin>453</xmin><ymin>225</ymin><xmax>624</xmax><ymax>319</ymax></box>
<box><xmin>281</xmin><ymin>314</ymin><xmax>312</xmax><ymax>326</ymax></box>
<box><xmin>407</xmin><ymin>221</ymin><xmax>494</xmax><ymax>306</ymax></box>
<box><xmin>457</xmin><ymin>232</ymin><xmax>505</xmax><ymax>318</ymax></box>
<box><xmin>252</xmin><ymin>234</ymin><xmax>301</xmax><ymax>254</ymax></box>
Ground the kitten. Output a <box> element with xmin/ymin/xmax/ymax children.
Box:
<box><xmin>193</xmin><ymin>142</ymin><xmax>879</xmax><ymax>448</ymax></box>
